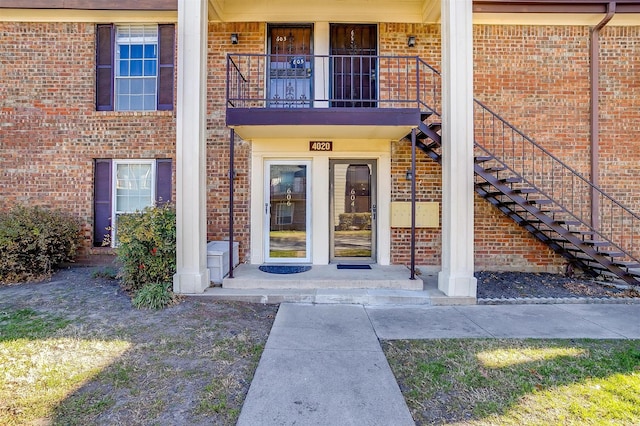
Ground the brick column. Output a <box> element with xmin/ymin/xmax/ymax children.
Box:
<box><xmin>438</xmin><ymin>0</ymin><xmax>477</xmax><ymax>298</ymax></box>
<box><xmin>173</xmin><ymin>0</ymin><xmax>210</xmax><ymax>293</ymax></box>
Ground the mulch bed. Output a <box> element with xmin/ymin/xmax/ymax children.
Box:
<box><xmin>476</xmin><ymin>271</ymin><xmax>640</xmax><ymax>300</ymax></box>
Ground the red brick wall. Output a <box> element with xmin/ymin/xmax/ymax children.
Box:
<box><xmin>471</xmin><ymin>25</ymin><xmax>592</xmax><ymax>272</ymax></box>
<box><xmin>205</xmin><ymin>22</ymin><xmax>264</xmax><ymax>262</ymax></box>
<box><xmin>381</xmin><ymin>24</ymin><xmax>568</xmax><ymax>271</ymax></box>
<box><xmin>599</xmin><ymin>26</ymin><xmax>640</xmax><ymax>208</ymax></box>
<box><xmin>0</xmin><ymin>22</ymin><xmax>176</xmax><ymax>258</ymax></box>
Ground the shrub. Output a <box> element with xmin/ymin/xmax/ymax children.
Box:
<box><xmin>132</xmin><ymin>282</ymin><xmax>176</xmax><ymax>309</ymax></box>
<box><xmin>116</xmin><ymin>204</ymin><xmax>176</xmax><ymax>293</ymax></box>
<box><xmin>0</xmin><ymin>205</ymin><xmax>81</xmax><ymax>283</ymax></box>
<box><xmin>337</xmin><ymin>212</ymin><xmax>372</xmax><ymax>231</ymax></box>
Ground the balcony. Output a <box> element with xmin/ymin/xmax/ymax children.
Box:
<box><xmin>226</xmin><ymin>54</ymin><xmax>440</xmax><ymax>140</ymax></box>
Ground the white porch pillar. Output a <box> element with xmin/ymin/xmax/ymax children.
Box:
<box><xmin>438</xmin><ymin>0</ymin><xmax>477</xmax><ymax>297</ymax></box>
<box><xmin>173</xmin><ymin>0</ymin><xmax>210</xmax><ymax>293</ymax></box>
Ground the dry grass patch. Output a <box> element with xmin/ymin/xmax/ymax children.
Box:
<box><xmin>383</xmin><ymin>339</ymin><xmax>640</xmax><ymax>425</ymax></box>
<box><xmin>0</xmin><ymin>268</ymin><xmax>278</xmax><ymax>426</ymax></box>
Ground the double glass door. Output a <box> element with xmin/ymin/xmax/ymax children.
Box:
<box><xmin>264</xmin><ymin>160</ymin><xmax>377</xmax><ymax>263</ymax></box>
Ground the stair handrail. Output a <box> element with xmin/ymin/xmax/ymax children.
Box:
<box><xmin>414</xmin><ymin>59</ymin><xmax>639</xmax><ymax>262</ymax></box>
<box><xmin>473</xmin><ymin>98</ymin><xmax>640</xmax><ymax>262</ymax></box>
<box><xmin>416</xmin><ymin>58</ymin><xmax>442</xmax><ymax>115</ymax></box>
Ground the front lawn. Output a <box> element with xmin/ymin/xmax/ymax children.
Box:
<box><xmin>384</xmin><ymin>339</ymin><xmax>640</xmax><ymax>425</ymax></box>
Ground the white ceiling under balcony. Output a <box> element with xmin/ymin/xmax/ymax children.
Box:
<box><xmin>207</xmin><ymin>0</ymin><xmax>441</xmax><ymax>23</ymax></box>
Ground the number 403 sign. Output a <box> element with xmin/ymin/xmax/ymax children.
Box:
<box><xmin>309</xmin><ymin>141</ymin><xmax>333</xmax><ymax>151</ymax></box>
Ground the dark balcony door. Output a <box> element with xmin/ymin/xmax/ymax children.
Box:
<box><xmin>268</xmin><ymin>25</ymin><xmax>313</xmax><ymax>108</ymax></box>
<box><xmin>330</xmin><ymin>24</ymin><xmax>377</xmax><ymax>107</ymax></box>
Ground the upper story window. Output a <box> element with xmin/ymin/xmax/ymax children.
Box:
<box><xmin>115</xmin><ymin>25</ymin><xmax>158</xmax><ymax>111</ymax></box>
<box><xmin>96</xmin><ymin>23</ymin><xmax>175</xmax><ymax>112</ymax></box>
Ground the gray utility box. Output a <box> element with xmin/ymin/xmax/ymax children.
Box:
<box><xmin>207</xmin><ymin>241</ymin><xmax>240</xmax><ymax>284</ymax></box>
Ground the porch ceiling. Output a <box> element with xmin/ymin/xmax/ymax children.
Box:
<box><xmin>207</xmin><ymin>0</ymin><xmax>640</xmax><ymax>26</ymax></box>
<box><xmin>207</xmin><ymin>0</ymin><xmax>441</xmax><ymax>23</ymax></box>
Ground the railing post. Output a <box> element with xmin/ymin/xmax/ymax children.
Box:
<box><xmin>226</xmin><ymin>54</ymin><xmax>230</xmax><ymax>107</ymax></box>
<box><xmin>229</xmin><ymin>128</ymin><xmax>235</xmax><ymax>279</ymax></box>
<box><xmin>415</xmin><ymin>57</ymin><xmax>420</xmax><ymax>107</ymax></box>
<box><xmin>410</xmin><ymin>128</ymin><xmax>417</xmax><ymax>280</ymax></box>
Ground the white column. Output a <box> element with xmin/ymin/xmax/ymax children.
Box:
<box><xmin>173</xmin><ymin>0</ymin><xmax>210</xmax><ymax>294</ymax></box>
<box><xmin>313</xmin><ymin>22</ymin><xmax>330</xmax><ymax>108</ymax></box>
<box><xmin>438</xmin><ymin>0</ymin><xmax>477</xmax><ymax>298</ymax></box>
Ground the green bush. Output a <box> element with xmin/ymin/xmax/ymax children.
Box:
<box><xmin>116</xmin><ymin>204</ymin><xmax>176</xmax><ymax>293</ymax></box>
<box><xmin>132</xmin><ymin>282</ymin><xmax>176</xmax><ymax>310</ymax></box>
<box><xmin>337</xmin><ymin>212</ymin><xmax>372</xmax><ymax>231</ymax></box>
<box><xmin>0</xmin><ymin>205</ymin><xmax>81</xmax><ymax>283</ymax></box>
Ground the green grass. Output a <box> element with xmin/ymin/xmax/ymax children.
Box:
<box><xmin>0</xmin><ymin>308</ymin><xmax>70</xmax><ymax>341</ymax></box>
<box><xmin>383</xmin><ymin>339</ymin><xmax>640</xmax><ymax>425</ymax></box>
<box><xmin>269</xmin><ymin>250</ymin><xmax>306</xmax><ymax>258</ymax></box>
<box><xmin>0</xmin><ymin>308</ymin><xmax>130</xmax><ymax>425</ymax></box>
<box><xmin>334</xmin><ymin>249</ymin><xmax>372</xmax><ymax>257</ymax></box>
<box><xmin>90</xmin><ymin>267</ymin><xmax>118</xmax><ymax>280</ymax></box>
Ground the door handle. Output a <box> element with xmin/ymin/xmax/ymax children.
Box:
<box><xmin>372</xmin><ymin>204</ymin><xmax>377</xmax><ymax>220</ymax></box>
<box><xmin>265</xmin><ymin>203</ymin><xmax>270</xmax><ymax>215</ymax></box>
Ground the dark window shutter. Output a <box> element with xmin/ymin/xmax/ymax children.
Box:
<box><xmin>96</xmin><ymin>24</ymin><xmax>114</xmax><ymax>111</ymax></box>
<box><xmin>156</xmin><ymin>159</ymin><xmax>172</xmax><ymax>205</ymax></box>
<box><xmin>94</xmin><ymin>159</ymin><xmax>113</xmax><ymax>246</ymax></box>
<box><xmin>157</xmin><ymin>24</ymin><xmax>175</xmax><ymax>111</ymax></box>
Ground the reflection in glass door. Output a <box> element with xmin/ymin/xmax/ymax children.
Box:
<box><xmin>330</xmin><ymin>160</ymin><xmax>376</xmax><ymax>262</ymax></box>
<box><xmin>265</xmin><ymin>161</ymin><xmax>311</xmax><ymax>262</ymax></box>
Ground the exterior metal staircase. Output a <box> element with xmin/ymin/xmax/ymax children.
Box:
<box><xmin>412</xmin><ymin>104</ymin><xmax>640</xmax><ymax>286</ymax></box>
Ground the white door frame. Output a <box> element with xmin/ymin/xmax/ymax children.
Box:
<box><xmin>264</xmin><ymin>160</ymin><xmax>312</xmax><ymax>263</ymax></box>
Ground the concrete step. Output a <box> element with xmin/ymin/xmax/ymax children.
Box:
<box><xmin>221</xmin><ymin>264</ymin><xmax>424</xmax><ymax>291</ymax></box>
<box><xmin>190</xmin><ymin>273</ymin><xmax>476</xmax><ymax>306</ymax></box>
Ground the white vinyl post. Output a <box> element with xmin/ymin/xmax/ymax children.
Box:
<box><xmin>438</xmin><ymin>0</ymin><xmax>477</xmax><ymax>298</ymax></box>
<box><xmin>173</xmin><ymin>0</ymin><xmax>210</xmax><ymax>293</ymax></box>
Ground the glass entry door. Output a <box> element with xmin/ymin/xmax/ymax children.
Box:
<box><xmin>330</xmin><ymin>160</ymin><xmax>376</xmax><ymax>262</ymax></box>
<box><xmin>265</xmin><ymin>161</ymin><xmax>311</xmax><ymax>263</ymax></box>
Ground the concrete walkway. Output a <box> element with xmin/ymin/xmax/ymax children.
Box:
<box><xmin>238</xmin><ymin>303</ymin><xmax>640</xmax><ymax>425</ymax></box>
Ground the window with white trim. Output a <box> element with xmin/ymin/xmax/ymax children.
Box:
<box><xmin>93</xmin><ymin>159</ymin><xmax>172</xmax><ymax>247</ymax></box>
<box><xmin>115</xmin><ymin>24</ymin><xmax>158</xmax><ymax>111</ymax></box>
<box><xmin>111</xmin><ymin>159</ymin><xmax>156</xmax><ymax>244</ymax></box>
<box><xmin>96</xmin><ymin>23</ymin><xmax>174</xmax><ymax>112</ymax></box>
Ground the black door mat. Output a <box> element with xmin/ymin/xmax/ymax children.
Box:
<box><xmin>336</xmin><ymin>264</ymin><xmax>372</xmax><ymax>270</ymax></box>
<box><xmin>259</xmin><ymin>265</ymin><xmax>312</xmax><ymax>274</ymax></box>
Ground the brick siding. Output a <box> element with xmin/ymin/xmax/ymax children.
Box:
<box><xmin>2</xmin><ymin>20</ymin><xmax>638</xmax><ymax>272</ymax></box>
<box><xmin>0</xmin><ymin>22</ymin><xmax>176</xmax><ymax>260</ymax></box>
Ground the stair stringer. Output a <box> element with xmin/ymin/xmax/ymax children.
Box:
<box><xmin>413</xmin><ymin>120</ymin><xmax>640</xmax><ymax>286</ymax></box>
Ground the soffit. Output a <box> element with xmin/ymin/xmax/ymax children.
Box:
<box><xmin>474</xmin><ymin>0</ymin><xmax>640</xmax><ymax>25</ymax></box>
<box><xmin>207</xmin><ymin>0</ymin><xmax>441</xmax><ymax>23</ymax></box>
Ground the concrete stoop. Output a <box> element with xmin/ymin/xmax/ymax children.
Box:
<box><xmin>188</xmin><ymin>265</ymin><xmax>476</xmax><ymax>305</ymax></box>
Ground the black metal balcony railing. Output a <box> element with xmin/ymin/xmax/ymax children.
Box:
<box><xmin>226</xmin><ymin>54</ymin><xmax>441</xmax><ymax>112</ymax></box>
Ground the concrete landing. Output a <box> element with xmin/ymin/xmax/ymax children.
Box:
<box><xmin>222</xmin><ymin>264</ymin><xmax>423</xmax><ymax>290</ymax></box>
<box><xmin>237</xmin><ymin>304</ymin><xmax>414</xmax><ymax>426</ymax></box>
<box><xmin>193</xmin><ymin>271</ymin><xmax>476</xmax><ymax>306</ymax></box>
